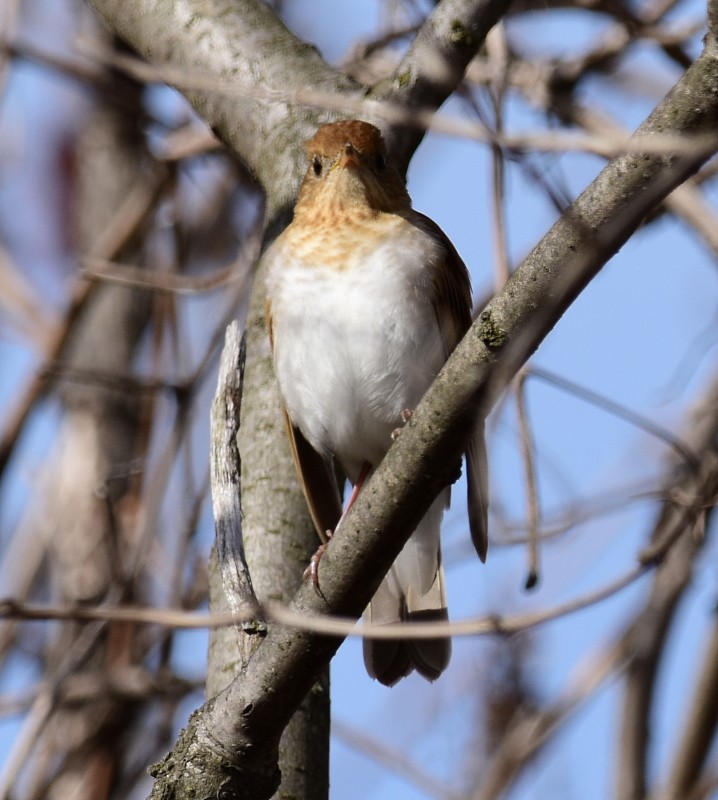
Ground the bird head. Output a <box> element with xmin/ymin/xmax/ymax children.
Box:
<box><xmin>294</xmin><ymin>120</ymin><xmax>411</xmax><ymax>220</ymax></box>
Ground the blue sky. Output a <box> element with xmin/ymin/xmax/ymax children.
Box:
<box><xmin>1</xmin><ymin>2</ymin><xmax>717</xmax><ymax>799</ymax></box>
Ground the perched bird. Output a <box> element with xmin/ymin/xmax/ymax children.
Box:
<box><xmin>264</xmin><ymin>119</ymin><xmax>488</xmax><ymax>686</ymax></box>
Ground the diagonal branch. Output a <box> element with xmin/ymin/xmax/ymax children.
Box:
<box><xmin>313</xmin><ymin>25</ymin><xmax>718</xmax><ymax>628</ymax></box>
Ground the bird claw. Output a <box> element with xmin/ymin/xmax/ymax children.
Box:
<box><xmin>391</xmin><ymin>409</ymin><xmax>414</xmax><ymax>440</ymax></box>
<box><xmin>303</xmin><ymin>530</ymin><xmax>334</xmax><ymax>594</ymax></box>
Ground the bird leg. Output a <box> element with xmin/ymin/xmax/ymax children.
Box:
<box><xmin>303</xmin><ymin>533</ymin><xmax>332</xmax><ymax>587</ymax></box>
<box><xmin>340</xmin><ymin>460</ymin><xmax>372</xmax><ymax>521</ymax></box>
<box><xmin>304</xmin><ymin>460</ymin><xmax>372</xmax><ymax>592</ymax></box>
<box><xmin>391</xmin><ymin>408</ymin><xmax>414</xmax><ymax>440</ymax></box>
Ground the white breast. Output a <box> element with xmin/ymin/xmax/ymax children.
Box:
<box><xmin>266</xmin><ymin>217</ymin><xmax>446</xmax><ymax>483</ymax></box>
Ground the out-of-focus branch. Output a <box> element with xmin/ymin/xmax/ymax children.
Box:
<box><xmin>333</xmin><ymin>720</ymin><xmax>465</xmax><ymax>800</ymax></box>
<box><xmin>0</xmin><ymin>161</ymin><xmax>166</xmax><ymax>478</ymax></box>
<box><xmin>1</xmin><ymin>48</ymin><xmax>159</xmax><ymax>799</ymax></box>
<box><xmin>659</xmin><ymin>612</ymin><xmax>718</xmax><ymax>798</ymax></box>
<box><xmin>469</xmin><ymin>641</ymin><xmax>625</xmax><ymax>799</ymax></box>
<box><xmin>514</xmin><ymin>372</ymin><xmax>541</xmax><ymax>589</ymax></box>
<box><xmin>464</xmin><ymin>19</ymin><xmax>718</xmax><ymax>261</ymax></box>
<box><xmin>616</xmin><ymin>367</ymin><xmax>718</xmax><ymax>798</ymax></box>
<box><xmin>471</xmin><ymin>366</ymin><xmax>718</xmax><ymax>800</ymax></box>
<box><xmin>372</xmin><ymin>0</ymin><xmax>514</xmax><ymax>171</ymax></box>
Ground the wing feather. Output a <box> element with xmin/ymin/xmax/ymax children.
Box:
<box><xmin>412</xmin><ymin>212</ymin><xmax>489</xmax><ymax>561</ymax></box>
<box><xmin>282</xmin><ymin>412</ymin><xmax>342</xmax><ymax>542</ymax></box>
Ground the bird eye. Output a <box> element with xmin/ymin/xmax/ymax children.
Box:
<box><xmin>312</xmin><ymin>156</ymin><xmax>323</xmax><ymax>176</ymax></box>
<box><xmin>375</xmin><ymin>153</ymin><xmax>387</xmax><ymax>172</ymax></box>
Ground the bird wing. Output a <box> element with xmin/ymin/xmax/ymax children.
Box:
<box><xmin>413</xmin><ymin>212</ymin><xmax>489</xmax><ymax>562</ymax></box>
<box><xmin>282</xmin><ymin>413</ymin><xmax>343</xmax><ymax>543</ymax></box>
<box><xmin>266</xmin><ymin>299</ymin><xmax>342</xmax><ymax>543</ymax></box>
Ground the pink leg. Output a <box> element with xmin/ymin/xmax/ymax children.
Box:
<box><xmin>341</xmin><ymin>461</ymin><xmax>371</xmax><ymax>521</ymax></box>
<box><xmin>304</xmin><ymin>461</ymin><xmax>372</xmax><ymax>592</ymax></box>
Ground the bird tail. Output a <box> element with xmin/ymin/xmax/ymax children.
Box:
<box><xmin>362</xmin><ymin>493</ymin><xmax>451</xmax><ymax>686</ymax></box>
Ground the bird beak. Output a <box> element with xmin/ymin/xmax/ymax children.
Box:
<box><xmin>337</xmin><ymin>142</ymin><xmax>360</xmax><ymax>170</ymax></box>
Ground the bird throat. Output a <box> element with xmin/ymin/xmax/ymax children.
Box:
<box><xmin>286</xmin><ymin>201</ymin><xmax>406</xmax><ymax>271</ymax></box>
<box><xmin>287</xmin><ymin>166</ymin><xmax>411</xmax><ymax>269</ymax></box>
<box><xmin>295</xmin><ymin>170</ymin><xmax>377</xmax><ymax>224</ymax></box>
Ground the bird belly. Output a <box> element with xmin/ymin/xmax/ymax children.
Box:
<box><xmin>269</xmin><ymin>244</ymin><xmax>445</xmax><ymax>481</ymax></box>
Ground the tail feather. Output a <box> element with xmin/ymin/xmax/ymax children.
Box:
<box><xmin>363</xmin><ymin>506</ymin><xmax>451</xmax><ymax>686</ymax></box>
<box><xmin>466</xmin><ymin>420</ymin><xmax>489</xmax><ymax>562</ymax></box>
<box><xmin>391</xmin><ymin>489</ymin><xmax>448</xmax><ymax>595</ymax></box>
<box><xmin>362</xmin><ymin>570</ymin><xmax>412</xmax><ymax>686</ymax></box>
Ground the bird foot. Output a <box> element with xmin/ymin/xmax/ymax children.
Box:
<box><xmin>303</xmin><ymin>530</ymin><xmax>334</xmax><ymax>594</ymax></box>
<box><xmin>391</xmin><ymin>409</ymin><xmax>414</xmax><ymax>440</ymax></box>
<box><xmin>303</xmin><ymin>461</ymin><xmax>372</xmax><ymax>594</ymax></box>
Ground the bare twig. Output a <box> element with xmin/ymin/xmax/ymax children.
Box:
<box><xmin>0</xmin><ymin>162</ymin><xmax>168</xmax><ymax>478</ymax></box>
<box><xmin>0</xmin><ymin>560</ymin><xmax>651</xmax><ymax>639</ymax></box>
<box><xmin>660</xmin><ymin>612</ymin><xmax>718</xmax><ymax>798</ymax></box>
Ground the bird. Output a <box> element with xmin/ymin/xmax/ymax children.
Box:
<box><xmin>264</xmin><ymin>119</ymin><xmax>488</xmax><ymax>686</ymax></box>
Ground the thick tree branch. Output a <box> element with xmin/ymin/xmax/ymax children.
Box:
<box><xmin>315</xmin><ymin>27</ymin><xmax>718</xmax><ymax>626</ymax></box>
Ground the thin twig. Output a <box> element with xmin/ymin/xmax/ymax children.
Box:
<box><xmin>74</xmin><ymin>39</ymin><xmax>718</xmax><ymax>159</ymax></box>
<box><xmin>0</xmin><ymin>561</ymin><xmax>650</xmax><ymax>639</ymax></box>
